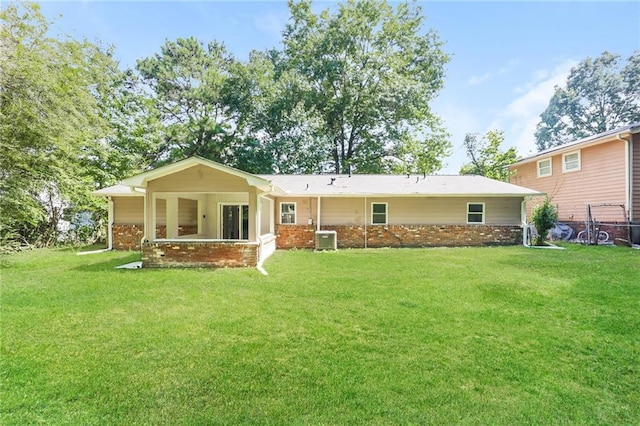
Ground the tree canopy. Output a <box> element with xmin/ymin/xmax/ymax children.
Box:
<box><xmin>136</xmin><ymin>38</ymin><xmax>246</xmax><ymax>167</ymax></box>
<box><xmin>535</xmin><ymin>51</ymin><xmax>640</xmax><ymax>151</ymax></box>
<box><xmin>0</xmin><ymin>3</ymin><xmax>156</xmax><ymax>249</ymax></box>
<box><xmin>1</xmin><ymin>0</ymin><xmax>453</xmax><ymax>249</ymax></box>
<box><xmin>276</xmin><ymin>0</ymin><xmax>451</xmax><ymax>174</ymax></box>
<box><xmin>459</xmin><ymin>130</ymin><xmax>518</xmax><ymax>182</ymax></box>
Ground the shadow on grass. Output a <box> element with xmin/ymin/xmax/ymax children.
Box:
<box><xmin>73</xmin><ymin>252</ymin><xmax>142</xmax><ymax>272</ymax></box>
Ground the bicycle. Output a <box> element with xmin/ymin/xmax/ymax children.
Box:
<box><xmin>576</xmin><ymin>229</ymin><xmax>609</xmax><ymax>244</ymax></box>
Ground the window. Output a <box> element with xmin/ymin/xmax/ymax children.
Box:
<box><xmin>563</xmin><ymin>151</ymin><xmax>581</xmax><ymax>173</ymax></box>
<box><xmin>537</xmin><ymin>158</ymin><xmax>552</xmax><ymax>177</ymax></box>
<box><xmin>371</xmin><ymin>202</ymin><xmax>387</xmax><ymax>225</ymax></box>
<box><xmin>467</xmin><ymin>203</ymin><xmax>485</xmax><ymax>224</ymax></box>
<box><xmin>280</xmin><ymin>202</ymin><xmax>296</xmax><ymax>224</ymax></box>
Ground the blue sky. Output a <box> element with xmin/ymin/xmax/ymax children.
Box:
<box><xmin>36</xmin><ymin>0</ymin><xmax>639</xmax><ymax>173</ymax></box>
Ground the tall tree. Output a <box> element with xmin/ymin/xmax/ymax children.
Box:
<box><xmin>535</xmin><ymin>51</ymin><xmax>640</xmax><ymax>151</ymax></box>
<box><xmin>0</xmin><ymin>3</ymin><xmax>147</xmax><ymax>248</ymax></box>
<box><xmin>136</xmin><ymin>37</ymin><xmax>245</xmax><ymax>167</ymax></box>
<box><xmin>276</xmin><ymin>0</ymin><xmax>451</xmax><ymax>174</ymax></box>
<box><xmin>229</xmin><ymin>50</ymin><xmax>330</xmax><ymax>174</ymax></box>
<box><xmin>459</xmin><ymin>130</ymin><xmax>518</xmax><ymax>181</ymax></box>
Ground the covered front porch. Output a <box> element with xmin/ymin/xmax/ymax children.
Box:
<box><xmin>143</xmin><ymin>191</ymin><xmax>276</xmax><ymax>268</ymax></box>
<box><xmin>118</xmin><ymin>157</ymin><xmax>278</xmax><ymax>268</ymax></box>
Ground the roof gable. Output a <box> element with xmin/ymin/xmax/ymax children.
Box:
<box><xmin>512</xmin><ymin>122</ymin><xmax>640</xmax><ymax>167</ymax></box>
<box><xmin>120</xmin><ymin>156</ymin><xmax>273</xmax><ymax>190</ymax></box>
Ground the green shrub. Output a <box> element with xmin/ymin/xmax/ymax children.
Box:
<box><xmin>531</xmin><ymin>197</ymin><xmax>558</xmax><ymax>245</ymax></box>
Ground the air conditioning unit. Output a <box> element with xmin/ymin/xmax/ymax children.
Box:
<box><xmin>315</xmin><ymin>230</ymin><xmax>337</xmax><ymax>250</ymax></box>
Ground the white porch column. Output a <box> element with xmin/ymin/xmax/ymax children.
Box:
<box><xmin>166</xmin><ymin>197</ymin><xmax>179</xmax><ymax>239</ymax></box>
<box><xmin>248</xmin><ymin>187</ymin><xmax>258</xmax><ymax>242</ymax></box>
<box><xmin>145</xmin><ymin>189</ymin><xmax>154</xmax><ymax>242</ymax></box>
<box><xmin>197</xmin><ymin>196</ymin><xmax>205</xmax><ymax>236</ymax></box>
<box><xmin>107</xmin><ymin>197</ymin><xmax>114</xmax><ymax>250</ymax></box>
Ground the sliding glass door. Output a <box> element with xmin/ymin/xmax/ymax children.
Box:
<box><xmin>221</xmin><ymin>204</ymin><xmax>249</xmax><ymax>240</ymax></box>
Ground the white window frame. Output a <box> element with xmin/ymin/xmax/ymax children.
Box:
<box><xmin>280</xmin><ymin>202</ymin><xmax>296</xmax><ymax>225</ymax></box>
<box><xmin>371</xmin><ymin>202</ymin><xmax>388</xmax><ymax>225</ymax></box>
<box><xmin>537</xmin><ymin>158</ymin><xmax>552</xmax><ymax>178</ymax></box>
<box><xmin>467</xmin><ymin>202</ymin><xmax>485</xmax><ymax>224</ymax></box>
<box><xmin>562</xmin><ymin>150</ymin><xmax>581</xmax><ymax>173</ymax></box>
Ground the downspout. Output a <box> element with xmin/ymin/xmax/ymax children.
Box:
<box><xmin>135</xmin><ymin>187</ymin><xmax>147</xmax><ymax>247</ymax></box>
<box><xmin>317</xmin><ymin>196</ymin><xmax>321</xmax><ymax>232</ymax></box>
<box><xmin>521</xmin><ymin>199</ymin><xmax>529</xmax><ymax>247</ymax></box>
<box><xmin>616</xmin><ymin>133</ymin><xmax>632</xmax><ymax>219</ymax></box>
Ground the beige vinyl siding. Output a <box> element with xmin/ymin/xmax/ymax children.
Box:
<box><xmin>276</xmin><ymin>196</ymin><xmax>522</xmax><ymax>226</ymax></box>
<box><xmin>149</xmin><ymin>164</ymin><xmax>251</xmax><ymax>193</ymax></box>
<box><xmin>380</xmin><ymin>197</ymin><xmax>521</xmax><ymax>225</ymax></box>
<box><xmin>156</xmin><ymin>198</ymin><xmax>166</xmax><ymax>225</ymax></box>
<box><xmin>113</xmin><ymin>197</ymin><xmax>144</xmax><ymax>224</ymax></box>
<box><xmin>275</xmin><ymin>197</ymin><xmax>317</xmax><ymax>225</ymax></box>
<box><xmin>320</xmin><ymin>198</ymin><xmax>365</xmax><ymax>225</ymax></box>
<box><xmin>511</xmin><ymin>141</ymin><xmax>627</xmax><ymax>222</ymax></box>
<box><xmin>178</xmin><ymin>198</ymin><xmax>198</xmax><ymax>226</ymax></box>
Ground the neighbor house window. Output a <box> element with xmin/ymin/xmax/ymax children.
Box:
<box><xmin>537</xmin><ymin>158</ymin><xmax>552</xmax><ymax>177</ymax></box>
<box><xmin>562</xmin><ymin>151</ymin><xmax>581</xmax><ymax>173</ymax></box>
<box><xmin>280</xmin><ymin>202</ymin><xmax>296</xmax><ymax>224</ymax></box>
<box><xmin>371</xmin><ymin>203</ymin><xmax>387</xmax><ymax>225</ymax></box>
<box><xmin>467</xmin><ymin>203</ymin><xmax>485</xmax><ymax>224</ymax></box>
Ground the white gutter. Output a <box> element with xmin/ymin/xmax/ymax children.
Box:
<box><xmin>616</xmin><ymin>133</ymin><xmax>632</xmax><ymax>219</ymax></box>
<box><xmin>142</xmin><ymin>190</ymin><xmax>148</xmax><ymax>247</ymax></box>
<box><xmin>78</xmin><ymin>195</ymin><xmax>113</xmax><ymax>255</ymax></box>
<box><xmin>521</xmin><ymin>200</ymin><xmax>528</xmax><ymax>246</ymax></box>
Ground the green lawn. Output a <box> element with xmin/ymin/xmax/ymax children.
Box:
<box><xmin>1</xmin><ymin>245</ymin><xmax>639</xmax><ymax>424</ymax></box>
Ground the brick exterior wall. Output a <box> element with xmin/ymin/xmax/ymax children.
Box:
<box><xmin>113</xmin><ymin>224</ymin><xmax>144</xmax><ymax>250</ymax></box>
<box><xmin>276</xmin><ymin>224</ymin><xmax>523</xmax><ymax>249</ymax></box>
<box><xmin>155</xmin><ymin>225</ymin><xmax>198</xmax><ymax>238</ymax></box>
<box><xmin>561</xmin><ymin>221</ymin><xmax>635</xmax><ymax>242</ymax></box>
<box><xmin>112</xmin><ymin>224</ymin><xmax>199</xmax><ymax>250</ymax></box>
<box><xmin>142</xmin><ymin>242</ymin><xmax>259</xmax><ymax>268</ymax></box>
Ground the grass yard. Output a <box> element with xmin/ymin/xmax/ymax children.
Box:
<box><xmin>1</xmin><ymin>245</ymin><xmax>639</xmax><ymax>424</ymax></box>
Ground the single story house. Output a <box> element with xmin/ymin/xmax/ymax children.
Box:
<box><xmin>94</xmin><ymin>156</ymin><xmax>542</xmax><ymax>268</ymax></box>
<box><xmin>509</xmin><ymin>123</ymin><xmax>640</xmax><ymax>243</ymax></box>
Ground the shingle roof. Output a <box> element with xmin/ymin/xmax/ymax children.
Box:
<box><xmin>260</xmin><ymin>174</ymin><xmax>542</xmax><ymax>197</ymax></box>
<box><xmin>92</xmin><ymin>184</ymin><xmax>144</xmax><ymax>197</ymax></box>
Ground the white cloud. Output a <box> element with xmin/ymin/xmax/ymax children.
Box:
<box><xmin>253</xmin><ymin>11</ymin><xmax>288</xmax><ymax>37</ymax></box>
<box><xmin>492</xmin><ymin>59</ymin><xmax>578</xmax><ymax>156</ymax></box>
<box><xmin>467</xmin><ymin>58</ymin><xmax>521</xmax><ymax>86</ymax></box>
<box><xmin>468</xmin><ymin>72</ymin><xmax>492</xmax><ymax>86</ymax></box>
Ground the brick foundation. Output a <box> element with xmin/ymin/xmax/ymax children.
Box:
<box><xmin>276</xmin><ymin>224</ymin><xmax>523</xmax><ymax>249</ymax></box>
<box><xmin>560</xmin><ymin>221</ymin><xmax>636</xmax><ymax>242</ymax></box>
<box><xmin>113</xmin><ymin>224</ymin><xmax>203</xmax><ymax>251</ymax></box>
<box><xmin>142</xmin><ymin>241</ymin><xmax>259</xmax><ymax>268</ymax></box>
<box><xmin>113</xmin><ymin>224</ymin><xmax>144</xmax><ymax>250</ymax></box>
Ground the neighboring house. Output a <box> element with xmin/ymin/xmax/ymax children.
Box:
<box><xmin>94</xmin><ymin>156</ymin><xmax>541</xmax><ymax>268</ymax></box>
<box><xmin>509</xmin><ymin>123</ymin><xmax>640</xmax><ymax>243</ymax></box>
